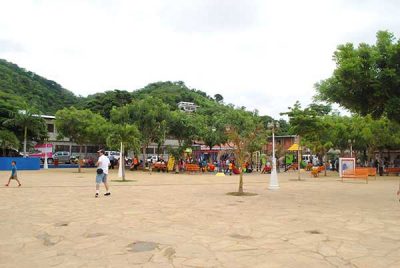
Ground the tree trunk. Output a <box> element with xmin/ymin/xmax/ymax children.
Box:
<box><xmin>324</xmin><ymin>152</ymin><xmax>327</xmax><ymax>176</ymax></box>
<box><xmin>142</xmin><ymin>146</ymin><xmax>146</xmax><ymax>169</ymax></box>
<box><xmin>23</xmin><ymin>126</ymin><xmax>27</xmax><ymax>158</ymax></box>
<box><xmin>78</xmin><ymin>145</ymin><xmax>82</xmax><ymax>173</ymax></box>
<box><xmin>238</xmin><ymin>169</ymin><xmax>244</xmax><ymax>194</ymax></box>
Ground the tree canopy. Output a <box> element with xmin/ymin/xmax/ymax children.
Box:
<box><xmin>315</xmin><ymin>30</ymin><xmax>400</xmax><ymax>122</ymax></box>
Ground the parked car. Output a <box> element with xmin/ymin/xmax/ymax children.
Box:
<box><xmin>53</xmin><ymin>151</ymin><xmax>73</xmax><ymax>164</ymax></box>
<box><xmin>147</xmin><ymin>155</ymin><xmax>159</xmax><ymax>163</ymax></box>
<box><xmin>105</xmin><ymin>151</ymin><xmax>120</xmax><ymax>160</ymax></box>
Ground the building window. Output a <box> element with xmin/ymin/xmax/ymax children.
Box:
<box><xmin>72</xmin><ymin>146</ymin><xmax>82</xmax><ymax>153</ymax></box>
<box><xmin>146</xmin><ymin>148</ymin><xmax>155</xmax><ymax>154</ymax></box>
<box><xmin>55</xmin><ymin>145</ymin><xmax>70</xmax><ymax>152</ymax></box>
<box><xmin>47</xmin><ymin>124</ymin><xmax>54</xmax><ymax>133</ymax></box>
<box><xmin>86</xmin><ymin>146</ymin><xmax>98</xmax><ymax>153</ymax></box>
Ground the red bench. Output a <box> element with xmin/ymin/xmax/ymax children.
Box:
<box><xmin>185</xmin><ymin>164</ymin><xmax>200</xmax><ymax>173</ymax></box>
<box><xmin>311</xmin><ymin>166</ymin><xmax>325</xmax><ymax>177</ymax></box>
<box><xmin>384</xmin><ymin>167</ymin><xmax>400</xmax><ymax>176</ymax></box>
<box><xmin>342</xmin><ymin>168</ymin><xmax>369</xmax><ymax>184</ymax></box>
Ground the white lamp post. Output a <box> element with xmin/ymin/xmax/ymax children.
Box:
<box><xmin>268</xmin><ymin>121</ymin><xmax>280</xmax><ymax>190</ymax></box>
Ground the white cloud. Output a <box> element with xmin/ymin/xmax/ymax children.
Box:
<box><xmin>0</xmin><ymin>0</ymin><xmax>399</xmax><ymax>117</ymax></box>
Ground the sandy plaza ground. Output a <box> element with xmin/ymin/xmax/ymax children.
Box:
<box><xmin>1</xmin><ymin>168</ymin><xmax>400</xmax><ymax>268</ymax></box>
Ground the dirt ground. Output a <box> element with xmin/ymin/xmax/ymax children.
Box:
<box><xmin>1</xmin><ymin>168</ymin><xmax>400</xmax><ymax>267</ymax></box>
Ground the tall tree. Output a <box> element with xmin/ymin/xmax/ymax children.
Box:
<box><xmin>282</xmin><ymin>102</ymin><xmax>334</xmax><ymax>174</ymax></box>
<box><xmin>107</xmin><ymin>123</ymin><xmax>141</xmax><ymax>181</ymax></box>
<box><xmin>112</xmin><ymin>96</ymin><xmax>171</xmax><ymax>167</ymax></box>
<box><xmin>225</xmin><ymin>109</ymin><xmax>266</xmax><ymax>194</ymax></box>
<box><xmin>56</xmin><ymin>107</ymin><xmax>107</xmax><ymax>172</ymax></box>
<box><xmin>3</xmin><ymin>104</ymin><xmax>47</xmax><ymax>157</ymax></box>
<box><xmin>315</xmin><ymin>30</ymin><xmax>400</xmax><ymax>123</ymax></box>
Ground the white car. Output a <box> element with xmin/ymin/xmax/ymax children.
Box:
<box><xmin>147</xmin><ymin>155</ymin><xmax>159</xmax><ymax>163</ymax></box>
<box><xmin>105</xmin><ymin>151</ymin><xmax>120</xmax><ymax>160</ymax></box>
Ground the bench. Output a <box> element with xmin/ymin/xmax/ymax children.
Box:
<box><xmin>383</xmin><ymin>167</ymin><xmax>400</xmax><ymax>176</ymax></box>
<box><xmin>286</xmin><ymin>163</ymin><xmax>298</xmax><ymax>171</ymax></box>
<box><xmin>342</xmin><ymin>168</ymin><xmax>369</xmax><ymax>184</ymax></box>
<box><xmin>356</xmin><ymin>167</ymin><xmax>376</xmax><ymax>179</ymax></box>
<box><xmin>185</xmin><ymin>163</ymin><xmax>200</xmax><ymax>173</ymax></box>
<box><xmin>311</xmin><ymin>166</ymin><xmax>325</xmax><ymax>177</ymax></box>
<box><xmin>153</xmin><ymin>162</ymin><xmax>167</xmax><ymax>172</ymax></box>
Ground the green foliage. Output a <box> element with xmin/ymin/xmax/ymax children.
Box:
<box><xmin>0</xmin><ymin>129</ymin><xmax>19</xmax><ymax>156</ymax></box>
<box><xmin>199</xmin><ymin>114</ymin><xmax>228</xmax><ymax>151</ymax></box>
<box><xmin>79</xmin><ymin>89</ymin><xmax>133</xmax><ymax>119</ymax></box>
<box><xmin>133</xmin><ymin>81</ymin><xmax>216</xmax><ymax>110</ymax></box>
<box><xmin>0</xmin><ymin>59</ymin><xmax>79</xmax><ymax>114</ymax></box>
<box><xmin>106</xmin><ymin>124</ymin><xmax>141</xmax><ymax>153</ymax></box>
<box><xmin>281</xmin><ymin>101</ymin><xmax>332</xmax><ymax>137</ymax></box>
<box><xmin>55</xmin><ymin>107</ymin><xmax>107</xmax><ymax>146</ymax></box>
<box><xmin>168</xmin><ymin>111</ymin><xmax>203</xmax><ymax>146</ymax></box>
<box><xmin>111</xmin><ymin>96</ymin><xmax>171</xmax><ymax>164</ymax></box>
<box><xmin>3</xmin><ymin>103</ymin><xmax>47</xmax><ymax>155</ymax></box>
<box><xmin>224</xmin><ymin>109</ymin><xmax>267</xmax><ymax>193</ymax></box>
<box><xmin>315</xmin><ymin>30</ymin><xmax>400</xmax><ymax>122</ymax></box>
<box><xmin>0</xmin><ymin>90</ymin><xmax>25</xmax><ymax>126</ymax></box>
<box><xmin>214</xmin><ymin>93</ymin><xmax>224</xmax><ymax>103</ymax></box>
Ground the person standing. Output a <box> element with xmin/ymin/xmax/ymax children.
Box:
<box><xmin>5</xmin><ymin>161</ymin><xmax>21</xmax><ymax>187</ymax></box>
<box><xmin>109</xmin><ymin>153</ymin><xmax>115</xmax><ymax>169</ymax></box>
<box><xmin>95</xmin><ymin>149</ymin><xmax>111</xmax><ymax>198</ymax></box>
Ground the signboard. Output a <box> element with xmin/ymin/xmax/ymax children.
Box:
<box><xmin>35</xmin><ymin>144</ymin><xmax>52</xmax><ymax>153</ymax></box>
<box><xmin>30</xmin><ymin>144</ymin><xmax>53</xmax><ymax>158</ymax></box>
<box><xmin>339</xmin><ymin>158</ymin><xmax>355</xmax><ymax>177</ymax></box>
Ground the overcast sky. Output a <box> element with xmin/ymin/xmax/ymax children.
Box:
<box><xmin>1</xmin><ymin>0</ymin><xmax>399</xmax><ymax>118</ymax></box>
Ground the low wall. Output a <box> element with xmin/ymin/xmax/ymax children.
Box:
<box><xmin>0</xmin><ymin>157</ymin><xmax>40</xmax><ymax>171</ymax></box>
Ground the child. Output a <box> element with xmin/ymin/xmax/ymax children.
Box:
<box><xmin>5</xmin><ymin>161</ymin><xmax>21</xmax><ymax>187</ymax></box>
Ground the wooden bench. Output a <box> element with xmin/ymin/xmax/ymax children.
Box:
<box><xmin>153</xmin><ymin>162</ymin><xmax>167</xmax><ymax>172</ymax></box>
<box><xmin>311</xmin><ymin>166</ymin><xmax>325</xmax><ymax>177</ymax></box>
<box><xmin>342</xmin><ymin>168</ymin><xmax>369</xmax><ymax>184</ymax></box>
<box><xmin>357</xmin><ymin>167</ymin><xmax>377</xmax><ymax>179</ymax></box>
<box><xmin>383</xmin><ymin>167</ymin><xmax>400</xmax><ymax>176</ymax></box>
<box><xmin>286</xmin><ymin>163</ymin><xmax>298</xmax><ymax>171</ymax></box>
<box><xmin>185</xmin><ymin>163</ymin><xmax>200</xmax><ymax>173</ymax></box>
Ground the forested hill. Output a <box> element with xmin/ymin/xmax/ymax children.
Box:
<box><xmin>79</xmin><ymin>81</ymin><xmax>222</xmax><ymax>119</ymax></box>
<box><xmin>0</xmin><ymin>59</ymin><xmax>227</xmax><ymax>118</ymax></box>
<box><xmin>0</xmin><ymin>59</ymin><xmax>79</xmax><ymax>114</ymax></box>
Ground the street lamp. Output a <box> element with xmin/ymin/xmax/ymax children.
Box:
<box><xmin>267</xmin><ymin>121</ymin><xmax>280</xmax><ymax>190</ymax></box>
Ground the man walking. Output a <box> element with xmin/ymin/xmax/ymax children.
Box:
<box><xmin>95</xmin><ymin>149</ymin><xmax>111</xmax><ymax>198</ymax></box>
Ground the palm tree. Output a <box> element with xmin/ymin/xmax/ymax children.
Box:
<box><xmin>107</xmin><ymin>124</ymin><xmax>140</xmax><ymax>181</ymax></box>
<box><xmin>3</xmin><ymin>104</ymin><xmax>45</xmax><ymax>157</ymax></box>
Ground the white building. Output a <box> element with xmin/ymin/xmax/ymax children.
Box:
<box><xmin>178</xmin><ymin>102</ymin><xmax>199</xmax><ymax>113</ymax></box>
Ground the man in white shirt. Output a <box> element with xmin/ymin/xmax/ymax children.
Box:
<box><xmin>95</xmin><ymin>149</ymin><xmax>111</xmax><ymax>198</ymax></box>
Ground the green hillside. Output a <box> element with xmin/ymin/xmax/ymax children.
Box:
<box><xmin>0</xmin><ymin>59</ymin><xmax>79</xmax><ymax>114</ymax></box>
<box><xmin>133</xmin><ymin>81</ymin><xmax>216</xmax><ymax>109</ymax></box>
<box><xmin>0</xmin><ymin>59</ymin><xmax>227</xmax><ymax>119</ymax></box>
<box><xmin>79</xmin><ymin>81</ymin><xmax>223</xmax><ymax>119</ymax></box>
